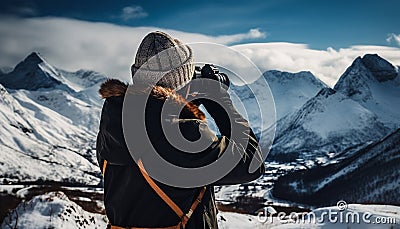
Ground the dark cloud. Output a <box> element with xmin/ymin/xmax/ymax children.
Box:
<box><xmin>0</xmin><ymin>0</ymin><xmax>39</xmax><ymax>16</ymax></box>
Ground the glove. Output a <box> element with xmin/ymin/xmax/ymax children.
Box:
<box><xmin>187</xmin><ymin>77</ymin><xmax>230</xmax><ymax>106</ymax></box>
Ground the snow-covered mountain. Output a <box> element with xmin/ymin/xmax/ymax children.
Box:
<box><xmin>267</xmin><ymin>54</ymin><xmax>399</xmax><ymax>207</ymax></box>
<box><xmin>0</xmin><ymin>52</ymin><xmax>106</xmax><ymax>185</ymax></box>
<box><xmin>263</xmin><ymin>70</ymin><xmax>327</xmax><ymax>120</ymax></box>
<box><xmin>0</xmin><ymin>53</ymin><xmax>71</xmax><ymax>91</ymax></box>
<box><xmin>0</xmin><ymin>53</ymin><xmax>105</xmax><ymax>132</ymax></box>
<box><xmin>266</xmin><ymin>54</ymin><xmax>399</xmax><ymax>165</ymax></box>
<box><xmin>334</xmin><ymin>54</ymin><xmax>400</xmax><ymax>128</ymax></box>
<box><xmin>230</xmin><ymin>70</ymin><xmax>326</xmax><ymax>133</ymax></box>
<box><xmin>267</xmin><ymin>87</ymin><xmax>389</xmax><ymax>163</ymax></box>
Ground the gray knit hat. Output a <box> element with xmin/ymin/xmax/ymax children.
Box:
<box><xmin>131</xmin><ymin>31</ymin><xmax>194</xmax><ymax>89</ymax></box>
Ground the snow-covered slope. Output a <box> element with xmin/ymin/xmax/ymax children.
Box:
<box><xmin>334</xmin><ymin>54</ymin><xmax>400</xmax><ymax>128</ymax></box>
<box><xmin>0</xmin><ymin>84</ymin><xmax>91</xmax><ymax>150</ymax></box>
<box><xmin>1</xmin><ymin>191</ymin><xmax>265</xmax><ymax>229</ymax></box>
<box><xmin>11</xmin><ymin>89</ymin><xmax>101</xmax><ymax>133</ymax></box>
<box><xmin>0</xmin><ymin>53</ymin><xmax>105</xmax><ymax>185</ymax></box>
<box><xmin>58</xmin><ymin>68</ymin><xmax>107</xmax><ymax>107</ymax></box>
<box><xmin>1</xmin><ymin>192</ymin><xmax>107</xmax><ymax>229</ymax></box>
<box><xmin>3</xmin><ymin>191</ymin><xmax>398</xmax><ymax>229</ymax></box>
<box><xmin>0</xmin><ymin>84</ymin><xmax>100</xmax><ymax>184</ymax></box>
<box><xmin>267</xmin><ymin>87</ymin><xmax>388</xmax><ymax>163</ymax></box>
<box><xmin>58</xmin><ymin>69</ymin><xmax>107</xmax><ymax>92</ymax></box>
<box><xmin>229</xmin><ymin>70</ymin><xmax>326</xmax><ymax>133</ymax></box>
<box><xmin>262</xmin><ymin>70</ymin><xmax>327</xmax><ymax>120</ymax></box>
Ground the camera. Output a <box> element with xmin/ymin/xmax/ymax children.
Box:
<box><xmin>192</xmin><ymin>64</ymin><xmax>230</xmax><ymax>88</ymax></box>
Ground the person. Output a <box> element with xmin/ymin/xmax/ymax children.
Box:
<box><xmin>96</xmin><ymin>31</ymin><xmax>264</xmax><ymax>229</ymax></box>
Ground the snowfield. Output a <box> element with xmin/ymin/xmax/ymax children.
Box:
<box><xmin>2</xmin><ymin>192</ymin><xmax>399</xmax><ymax>228</ymax></box>
<box><xmin>1</xmin><ymin>192</ymin><xmax>108</xmax><ymax>229</ymax></box>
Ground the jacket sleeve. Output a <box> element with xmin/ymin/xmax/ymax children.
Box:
<box><xmin>201</xmin><ymin>91</ymin><xmax>265</xmax><ymax>185</ymax></box>
<box><xmin>96</xmin><ymin>97</ymin><xmax>134</xmax><ymax>168</ymax></box>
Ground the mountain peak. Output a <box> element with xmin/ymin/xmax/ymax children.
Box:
<box><xmin>0</xmin><ymin>52</ymin><xmax>66</xmax><ymax>91</ymax></box>
<box><xmin>25</xmin><ymin>52</ymin><xmax>45</xmax><ymax>65</ymax></box>
<box><xmin>316</xmin><ymin>87</ymin><xmax>336</xmax><ymax>98</ymax></box>
<box><xmin>333</xmin><ymin>54</ymin><xmax>398</xmax><ymax>102</ymax></box>
<box><xmin>334</xmin><ymin>54</ymin><xmax>400</xmax><ymax>127</ymax></box>
<box><xmin>360</xmin><ymin>54</ymin><xmax>397</xmax><ymax>82</ymax></box>
<box><xmin>336</xmin><ymin>54</ymin><xmax>397</xmax><ymax>86</ymax></box>
<box><xmin>265</xmin><ymin>70</ymin><xmax>318</xmax><ymax>80</ymax></box>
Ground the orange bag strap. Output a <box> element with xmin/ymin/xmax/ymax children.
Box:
<box><xmin>102</xmin><ymin>159</ymin><xmax>206</xmax><ymax>229</ymax></box>
<box><xmin>102</xmin><ymin>159</ymin><xmax>108</xmax><ymax>176</ymax></box>
<box><xmin>137</xmin><ymin>159</ymin><xmax>184</xmax><ymax>217</ymax></box>
<box><xmin>179</xmin><ymin>186</ymin><xmax>206</xmax><ymax>228</ymax></box>
<box><xmin>138</xmin><ymin>159</ymin><xmax>206</xmax><ymax>228</ymax></box>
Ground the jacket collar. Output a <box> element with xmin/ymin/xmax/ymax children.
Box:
<box><xmin>99</xmin><ymin>79</ymin><xmax>205</xmax><ymax>121</ymax></box>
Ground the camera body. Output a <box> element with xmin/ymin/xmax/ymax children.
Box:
<box><xmin>192</xmin><ymin>64</ymin><xmax>230</xmax><ymax>88</ymax></box>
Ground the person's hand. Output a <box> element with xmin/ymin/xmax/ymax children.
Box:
<box><xmin>187</xmin><ymin>78</ymin><xmax>230</xmax><ymax>106</ymax></box>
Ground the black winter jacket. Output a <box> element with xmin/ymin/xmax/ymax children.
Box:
<box><xmin>96</xmin><ymin>79</ymin><xmax>264</xmax><ymax>228</ymax></box>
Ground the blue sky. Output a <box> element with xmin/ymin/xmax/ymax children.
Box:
<box><xmin>1</xmin><ymin>0</ymin><xmax>399</xmax><ymax>49</ymax></box>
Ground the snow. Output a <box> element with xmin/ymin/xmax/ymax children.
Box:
<box><xmin>229</xmin><ymin>70</ymin><xmax>325</xmax><ymax>133</ymax></box>
<box><xmin>218</xmin><ymin>212</ymin><xmax>265</xmax><ymax>229</ymax></box>
<box><xmin>263</xmin><ymin>70</ymin><xmax>327</xmax><ymax>120</ymax></box>
<box><xmin>0</xmin><ymin>144</ymin><xmax>100</xmax><ymax>185</ymax></box>
<box><xmin>268</xmin><ymin>54</ymin><xmax>399</xmax><ymax>164</ymax></box>
<box><xmin>334</xmin><ymin>54</ymin><xmax>400</xmax><ymax>129</ymax></box>
<box><xmin>360</xmin><ymin>79</ymin><xmax>400</xmax><ymax>127</ymax></box>
<box><xmin>15</xmin><ymin>186</ymin><xmax>34</xmax><ymax>198</ymax></box>
<box><xmin>3</xmin><ymin>192</ymin><xmax>398</xmax><ymax>229</ymax></box>
<box><xmin>252</xmin><ymin>204</ymin><xmax>400</xmax><ymax>229</ymax></box>
<box><xmin>11</xmin><ymin>89</ymin><xmax>101</xmax><ymax>133</ymax></box>
<box><xmin>293</xmin><ymin>204</ymin><xmax>400</xmax><ymax>229</ymax></box>
<box><xmin>58</xmin><ymin>69</ymin><xmax>107</xmax><ymax>92</ymax></box>
<box><xmin>1</xmin><ymin>191</ymin><xmax>107</xmax><ymax>229</ymax></box>
<box><xmin>302</xmin><ymin>89</ymin><xmax>379</xmax><ymax>139</ymax></box>
<box><xmin>0</xmin><ymin>52</ymin><xmax>70</xmax><ymax>91</ymax></box>
<box><xmin>269</xmin><ymin>87</ymin><xmax>389</xmax><ymax>162</ymax></box>
<box><xmin>0</xmin><ymin>184</ymin><xmax>24</xmax><ymax>195</ymax></box>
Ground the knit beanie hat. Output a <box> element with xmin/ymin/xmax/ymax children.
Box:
<box><xmin>131</xmin><ymin>31</ymin><xmax>194</xmax><ymax>89</ymax></box>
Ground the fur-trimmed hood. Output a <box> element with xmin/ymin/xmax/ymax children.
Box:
<box><xmin>99</xmin><ymin>79</ymin><xmax>205</xmax><ymax>120</ymax></box>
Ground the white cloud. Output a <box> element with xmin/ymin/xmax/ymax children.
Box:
<box><xmin>0</xmin><ymin>16</ymin><xmax>399</xmax><ymax>87</ymax></box>
<box><xmin>387</xmin><ymin>33</ymin><xmax>400</xmax><ymax>46</ymax></box>
<box><xmin>120</xmin><ymin>6</ymin><xmax>148</xmax><ymax>21</ymax></box>
<box><xmin>0</xmin><ymin>17</ymin><xmax>270</xmax><ymax>82</ymax></box>
<box><xmin>211</xmin><ymin>28</ymin><xmax>267</xmax><ymax>44</ymax></box>
<box><xmin>232</xmin><ymin>43</ymin><xmax>400</xmax><ymax>87</ymax></box>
